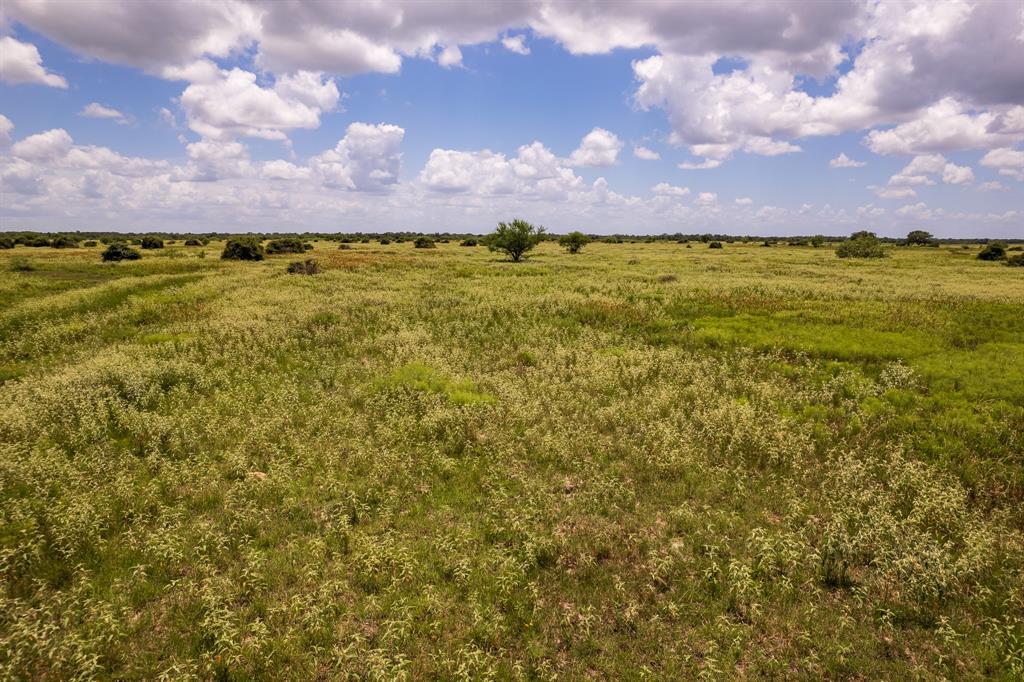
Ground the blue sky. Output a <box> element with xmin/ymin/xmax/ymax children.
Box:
<box><xmin>1</xmin><ymin>1</ymin><xmax>1022</xmax><ymax>237</ymax></box>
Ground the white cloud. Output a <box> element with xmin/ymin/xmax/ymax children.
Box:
<box><xmin>829</xmin><ymin>153</ymin><xmax>865</xmax><ymax>168</ymax></box>
<box><xmin>869</xmin><ymin>184</ymin><xmax>917</xmax><ymax>200</ymax></box>
<box><xmin>735</xmin><ymin>197</ymin><xmax>752</xmax><ymax>205</ymax></box>
<box><xmin>695</xmin><ymin>191</ymin><xmax>717</xmax><ymax>206</ymax></box>
<box><xmin>11</xmin><ymin>128</ymin><xmax>73</xmax><ymax>161</ymax></box>
<box><xmin>438</xmin><ymin>45</ymin><xmax>463</xmax><ymax>68</ymax></box>
<box><xmin>79</xmin><ymin>103</ymin><xmax>131</xmax><ymax>124</ymax></box>
<box><xmin>261</xmin><ymin>159</ymin><xmax>312</xmax><ymax>180</ymax></box>
<box><xmin>178</xmin><ymin>67</ymin><xmax>340</xmax><ymax>140</ymax></box>
<box><xmin>977</xmin><ymin>181</ymin><xmax>1004</xmax><ymax>192</ymax></box>
<box><xmin>864</xmin><ymin>99</ymin><xmax>1024</xmax><ymax>155</ymax></box>
<box><xmin>568</xmin><ymin>127</ymin><xmax>622</xmax><ymax>167</ymax></box>
<box><xmin>980</xmin><ymin>147</ymin><xmax>1024</xmax><ymax>181</ymax></box>
<box><xmin>633</xmin><ymin>146</ymin><xmax>660</xmax><ymax>161</ymax></box>
<box><xmin>651</xmin><ymin>182</ymin><xmax>689</xmax><ymax>196</ymax></box>
<box><xmin>942</xmin><ymin>162</ymin><xmax>973</xmax><ymax>185</ymax></box>
<box><xmin>310</xmin><ymin>122</ymin><xmax>405</xmax><ymax>191</ymax></box>
<box><xmin>0</xmin><ymin>36</ymin><xmax>67</xmax><ymax>88</ymax></box>
<box><xmin>501</xmin><ymin>34</ymin><xmax>530</xmax><ymax>55</ymax></box>
<box><xmin>677</xmin><ymin>158</ymin><xmax>722</xmax><ymax>170</ymax></box>
<box><xmin>887</xmin><ymin>154</ymin><xmax>973</xmax><ymax>187</ymax></box>
<box><xmin>0</xmin><ymin>115</ymin><xmax>13</xmax><ymax>145</ymax></box>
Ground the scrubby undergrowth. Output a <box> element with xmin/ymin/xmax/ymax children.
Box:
<box><xmin>0</xmin><ymin>240</ymin><xmax>1022</xmax><ymax>679</ymax></box>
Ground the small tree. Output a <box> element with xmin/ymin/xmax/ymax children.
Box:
<box><xmin>140</xmin><ymin>236</ymin><xmax>164</xmax><ymax>249</ymax></box>
<box><xmin>488</xmin><ymin>218</ymin><xmax>545</xmax><ymax>262</ymax></box>
<box><xmin>101</xmin><ymin>242</ymin><xmax>141</xmax><ymax>261</ymax></box>
<box><xmin>977</xmin><ymin>242</ymin><xmax>1007</xmax><ymax>261</ymax></box>
<box><xmin>559</xmin><ymin>231</ymin><xmax>589</xmax><ymax>254</ymax></box>
<box><xmin>904</xmin><ymin>230</ymin><xmax>935</xmax><ymax>246</ymax></box>
<box><xmin>184</xmin><ymin>238</ymin><xmax>202</xmax><ymax>246</ymax></box>
<box><xmin>836</xmin><ymin>231</ymin><xmax>886</xmax><ymax>259</ymax></box>
<box><xmin>221</xmin><ymin>236</ymin><xmax>265</xmax><ymax>261</ymax></box>
<box><xmin>460</xmin><ymin>238</ymin><xmax>478</xmax><ymax>247</ymax></box>
<box><xmin>51</xmin><ymin>236</ymin><xmax>80</xmax><ymax>248</ymax></box>
<box><xmin>0</xmin><ymin>238</ymin><xmax>15</xmax><ymax>249</ymax></box>
<box><xmin>414</xmin><ymin>236</ymin><xmax>436</xmax><ymax>249</ymax></box>
<box><xmin>708</xmin><ymin>241</ymin><xmax>723</xmax><ymax>249</ymax></box>
<box><xmin>810</xmin><ymin>235</ymin><xmax>825</xmax><ymax>248</ymax></box>
<box><xmin>266</xmin><ymin>237</ymin><xmax>308</xmax><ymax>254</ymax></box>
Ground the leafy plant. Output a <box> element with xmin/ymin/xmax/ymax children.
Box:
<box><xmin>460</xmin><ymin>238</ymin><xmax>478</xmax><ymax>247</ymax></box>
<box><xmin>51</xmin><ymin>236</ymin><xmax>80</xmax><ymax>248</ymax></box>
<box><xmin>266</xmin><ymin>238</ymin><xmax>309</xmax><ymax>254</ymax></box>
<box><xmin>977</xmin><ymin>242</ymin><xmax>1007</xmax><ymax>261</ymax></box>
<box><xmin>221</xmin><ymin>236</ymin><xmax>265</xmax><ymax>261</ymax></box>
<box><xmin>1006</xmin><ymin>253</ymin><xmax>1024</xmax><ymax>267</ymax></box>
<box><xmin>836</xmin><ymin>231</ymin><xmax>887</xmax><ymax>258</ymax></box>
<box><xmin>708</xmin><ymin>241</ymin><xmax>723</xmax><ymax>249</ymax></box>
<box><xmin>0</xmin><ymin>237</ymin><xmax>14</xmax><ymax>249</ymax></box>
<box><xmin>101</xmin><ymin>242</ymin><xmax>142</xmax><ymax>261</ymax></box>
<box><xmin>414</xmin><ymin>236</ymin><xmax>436</xmax><ymax>249</ymax></box>
<box><xmin>904</xmin><ymin>230</ymin><xmax>937</xmax><ymax>246</ymax></box>
<box><xmin>559</xmin><ymin>231</ymin><xmax>590</xmax><ymax>254</ymax></box>
<box><xmin>488</xmin><ymin>218</ymin><xmax>545</xmax><ymax>261</ymax></box>
<box><xmin>140</xmin><ymin>236</ymin><xmax>164</xmax><ymax>249</ymax></box>
<box><xmin>184</xmin><ymin>238</ymin><xmax>202</xmax><ymax>246</ymax></box>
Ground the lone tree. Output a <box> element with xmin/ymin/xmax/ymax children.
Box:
<box><xmin>221</xmin><ymin>236</ymin><xmax>265</xmax><ymax>261</ymax></box>
<box><xmin>904</xmin><ymin>230</ymin><xmax>936</xmax><ymax>246</ymax></box>
<box><xmin>836</xmin><ymin>230</ymin><xmax>887</xmax><ymax>259</ymax></box>
<box><xmin>488</xmin><ymin>218</ymin><xmax>545</xmax><ymax>262</ymax></box>
<box><xmin>977</xmin><ymin>242</ymin><xmax>1007</xmax><ymax>261</ymax></box>
<box><xmin>559</xmin><ymin>231</ymin><xmax>589</xmax><ymax>254</ymax></box>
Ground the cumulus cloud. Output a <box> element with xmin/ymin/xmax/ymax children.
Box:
<box><xmin>261</xmin><ymin>159</ymin><xmax>311</xmax><ymax>180</ymax></box>
<box><xmin>829</xmin><ymin>153</ymin><xmax>865</xmax><ymax>169</ymax></box>
<box><xmin>864</xmin><ymin>99</ymin><xmax>1024</xmax><ymax>155</ymax></box>
<box><xmin>178</xmin><ymin>67</ymin><xmax>340</xmax><ymax>140</ymax></box>
<box><xmin>869</xmin><ymin>184</ymin><xmax>916</xmax><ymax>200</ymax></box>
<box><xmin>310</xmin><ymin>122</ymin><xmax>405</xmax><ymax>191</ymax></box>
<box><xmin>651</xmin><ymin>182</ymin><xmax>689</xmax><ymax>196</ymax></box>
<box><xmin>568</xmin><ymin>128</ymin><xmax>622</xmax><ymax>167</ymax></box>
<box><xmin>695</xmin><ymin>191</ymin><xmax>717</xmax><ymax>206</ymax></box>
<box><xmin>0</xmin><ymin>36</ymin><xmax>67</xmax><ymax>88</ymax></box>
<box><xmin>735</xmin><ymin>197</ymin><xmax>752</xmax><ymax>205</ymax></box>
<box><xmin>79</xmin><ymin>103</ymin><xmax>131</xmax><ymax>124</ymax></box>
<box><xmin>438</xmin><ymin>45</ymin><xmax>463</xmax><ymax>68</ymax></box>
<box><xmin>977</xmin><ymin>181</ymin><xmax>1004</xmax><ymax>192</ymax></box>
<box><xmin>980</xmin><ymin>147</ymin><xmax>1024</xmax><ymax>181</ymax></box>
<box><xmin>501</xmin><ymin>34</ymin><xmax>530</xmax><ymax>55</ymax></box>
<box><xmin>0</xmin><ymin>115</ymin><xmax>13</xmax><ymax>145</ymax></box>
<box><xmin>633</xmin><ymin>146</ymin><xmax>660</xmax><ymax>161</ymax></box>
<box><xmin>888</xmin><ymin>154</ymin><xmax>974</xmax><ymax>187</ymax></box>
<box><xmin>11</xmin><ymin>128</ymin><xmax>73</xmax><ymax>161</ymax></box>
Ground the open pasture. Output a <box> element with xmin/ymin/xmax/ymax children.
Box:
<box><xmin>1</xmin><ymin>240</ymin><xmax>1023</xmax><ymax>679</ymax></box>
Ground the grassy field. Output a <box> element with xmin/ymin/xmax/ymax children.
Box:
<box><xmin>1</xmin><ymin>239</ymin><xmax>1023</xmax><ymax>679</ymax></box>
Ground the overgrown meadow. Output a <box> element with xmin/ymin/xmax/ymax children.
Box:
<box><xmin>1</xmin><ymin>239</ymin><xmax>1022</xmax><ymax>679</ymax></box>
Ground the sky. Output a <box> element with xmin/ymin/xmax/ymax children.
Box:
<box><xmin>0</xmin><ymin>1</ymin><xmax>1022</xmax><ymax>237</ymax></box>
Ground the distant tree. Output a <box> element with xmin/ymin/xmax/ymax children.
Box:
<box><xmin>140</xmin><ymin>236</ymin><xmax>164</xmax><ymax>249</ymax></box>
<box><xmin>221</xmin><ymin>237</ymin><xmax>264</xmax><ymax>261</ymax></box>
<box><xmin>0</xmin><ymin>238</ymin><xmax>15</xmax><ymax>249</ymax></box>
<box><xmin>184</xmin><ymin>238</ymin><xmax>203</xmax><ymax>246</ymax></box>
<box><xmin>101</xmin><ymin>242</ymin><xmax>141</xmax><ymax>261</ymax></box>
<box><xmin>414</xmin><ymin>236</ymin><xmax>436</xmax><ymax>249</ymax></box>
<box><xmin>810</xmin><ymin>235</ymin><xmax>825</xmax><ymax>248</ymax></box>
<box><xmin>836</xmin><ymin>231</ymin><xmax>887</xmax><ymax>259</ymax></box>
<box><xmin>977</xmin><ymin>242</ymin><xmax>1007</xmax><ymax>261</ymax></box>
<box><xmin>26</xmin><ymin>237</ymin><xmax>50</xmax><ymax>247</ymax></box>
<box><xmin>489</xmin><ymin>219</ymin><xmax>545</xmax><ymax>262</ymax></box>
<box><xmin>51</xmin><ymin>236</ymin><xmax>80</xmax><ymax>248</ymax></box>
<box><xmin>460</xmin><ymin>238</ymin><xmax>478</xmax><ymax>246</ymax></box>
<box><xmin>337</xmin><ymin>243</ymin><xmax>352</xmax><ymax>250</ymax></box>
<box><xmin>559</xmin><ymin>231</ymin><xmax>589</xmax><ymax>254</ymax></box>
<box><xmin>379</xmin><ymin>238</ymin><xmax>391</xmax><ymax>245</ymax></box>
<box><xmin>904</xmin><ymin>230</ymin><xmax>936</xmax><ymax>246</ymax></box>
<box><xmin>1006</xmin><ymin>253</ymin><xmax>1023</xmax><ymax>267</ymax></box>
<box><xmin>708</xmin><ymin>241</ymin><xmax>724</xmax><ymax>249</ymax></box>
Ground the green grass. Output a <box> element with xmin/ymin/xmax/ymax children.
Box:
<box><xmin>0</xmin><ymin>240</ymin><xmax>1023</xmax><ymax>679</ymax></box>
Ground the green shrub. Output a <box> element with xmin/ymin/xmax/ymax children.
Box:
<box><xmin>709</xmin><ymin>241</ymin><xmax>723</xmax><ymax>249</ymax></box>
<box><xmin>977</xmin><ymin>242</ymin><xmax>1007</xmax><ymax>261</ymax></box>
<box><xmin>0</xmin><ymin>237</ymin><xmax>14</xmax><ymax>249</ymax></box>
<box><xmin>338</xmin><ymin>243</ymin><xmax>352</xmax><ymax>250</ymax></box>
<box><xmin>414</xmin><ymin>236</ymin><xmax>436</xmax><ymax>249</ymax></box>
<box><xmin>83</xmin><ymin>240</ymin><xmax>98</xmax><ymax>247</ymax></box>
<box><xmin>488</xmin><ymin>218</ymin><xmax>545</xmax><ymax>262</ymax></box>
<box><xmin>460</xmin><ymin>238</ymin><xmax>478</xmax><ymax>247</ymax></box>
<box><xmin>140</xmin><ymin>236</ymin><xmax>164</xmax><ymax>249</ymax></box>
<box><xmin>1006</xmin><ymin>253</ymin><xmax>1024</xmax><ymax>267</ymax></box>
<box><xmin>221</xmin><ymin>237</ymin><xmax>264</xmax><ymax>261</ymax></box>
<box><xmin>286</xmin><ymin>259</ymin><xmax>321</xmax><ymax>275</ymax></box>
<box><xmin>51</xmin><ymin>236</ymin><xmax>80</xmax><ymax>248</ymax></box>
<box><xmin>836</xmin><ymin>231</ymin><xmax>886</xmax><ymax>259</ymax></box>
<box><xmin>184</xmin><ymin>238</ymin><xmax>202</xmax><ymax>246</ymax></box>
<box><xmin>559</xmin><ymin>231</ymin><xmax>590</xmax><ymax>254</ymax></box>
<box><xmin>266</xmin><ymin>237</ymin><xmax>308</xmax><ymax>254</ymax></box>
<box><xmin>379</xmin><ymin>238</ymin><xmax>391</xmax><ymax>245</ymax></box>
<box><xmin>810</xmin><ymin>235</ymin><xmax>825</xmax><ymax>248</ymax></box>
<box><xmin>101</xmin><ymin>242</ymin><xmax>141</xmax><ymax>261</ymax></box>
<box><xmin>26</xmin><ymin>237</ymin><xmax>50</xmax><ymax>247</ymax></box>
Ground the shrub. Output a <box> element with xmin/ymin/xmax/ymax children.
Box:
<box><xmin>810</xmin><ymin>235</ymin><xmax>825</xmax><ymax>248</ymax></box>
<box><xmin>221</xmin><ymin>237</ymin><xmax>265</xmax><ymax>261</ymax></box>
<box><xmin>1005</xmin><ymin>253</ymin><xmax>1023</xmax><ymax>267</ymax></box>
<box><xmin>286</xmin><ymin>259</ymin><xmax>321</xmax><ymax>275</ymax></box>
<box><xmin>762</xmin><ymin>241</ymin><xmax>772</xmax><ymax>247</ymax></box>
<box><xmin>414</xmin><ymin>236</ymin><xmax>436</xmax><ymax>249</ymax></box>
<box><xmin>379</xmin><ymin>238</ymin><xmax>391</xmax><ymax>245</ymax></box>
<box><xmin>27</xmin><ymin>237</ymin><xmax>50</xmax><ymax>247</ymax></box>
<box><xmin>708</xmin><ymin>241</ymin><xmax>723</xmax><ymax>249</ymax></box>
<box><xmin>184</xmin><ymin>238</ymin><xmax>202</xmax><ymax>246</ymax></box>
<box><xmin>488</xmin><ymin>218</ymin><xmax>545</xmax><ymax>262</ymax></box>
<box><xmin>460</xmin><ymin>238</ymin><xmax>478</xmax><ymax>247</ymax></box>
<box><xmin>602</xmin><ymin>236</ymin><xmax>623</xmax><ymax>244</ymax></box>
<box><xmin>559</xmin><ymin>231</ymin><xmax>590</xmax><ymax>254</ymax></box>
<box><xmin>140</xmin><ymin>236</ymin><xmax>164</xmax><ymax>249</ymax></box>
<box><xmin>338</xmin><ymin>243</ymin><xmax>352</xmax><ymax>250</ymax></box>
<box><xmin>83</xmin><ymin>240</ymin><xmax>97</xmax><ymax>247</ymax></box>
<box><xmin>836</xmin><ymin>231</ymin><xmax>886</xmax><ymax>259</ymax></box>
<box><xmin>0</xmin><ymin>237</ymin><xmax>15</xmax><ymax>249</ymax></box>
<box><xmin>977</xmin><ymin>242</ymin><xmax>1007</xmax><ymax>261</ymax></box>
<box><xmin>51</xmin><ymin>236</ymin><xmax>80</xmax><ymax>248</ymax></box>
<box><xmin>266</xmin><ymin>237</ymin><xmax>308</xmax><ymax>254</ymax></box>
<box><xmin>101</xmin><ymin>242</ymin><xmax>141</xmax><ymax>261</ymax></box>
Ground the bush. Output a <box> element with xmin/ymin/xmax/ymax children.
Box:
<box><xmin>101</xmin><ymin>242</ymin><xmax>141</xmax><ymax>262</ymax></box>
<box><xmin>51</xmin><ymin>236</ymin><xmax>80</xmax><ymax>248</ymax></box>
<box><xmin>708</xmin><ymin>241</ymin><xmax>723</xmax><ymax>249</ymax></box>
<box><xmin>83</xmin><ymin>240</ymin><xmax>98</xmax><ymax>247</ymax></box>
<box><xmin>379</xmin><ymin>238</ymin><xmax>391</xmax><ymax>245</ymax></box>
<box><xmin>26</xmin><ymin>237</ymin><xmax>50</xmax><ymax>247</ymax></box>
<box><xmin>810</xmin><ymin>235</ymin><xmax>825</xmax><ymax>248</ymax></box>
<box><xmin>762</xmin><ymin>241</ymin><xmax>772</xmax><ymax>247</ymax></box>
<box><xmin>184</xmin><ymin>238</ymin><xmax>202</xmax><ymax>246</ymax></box>
<box><xmin>266</xmin><ymin>237</ymin><xmax>308</xmax><ymax>254</ymax></box>
<box><xmin>414</xmin><ymin>236</ymin><xmax>436</xmax><ymax>249</ymax></box>
<box><xmin>836</xmin><ymin>231</ymin><xmax>886</xmax><ymax>259</ymax></box>
<box><xmin>221</xmin><ymin>237</ymin><xmax>265</xmax><ymax>261</ymax></box>
<box><xmin>0</xmin><ymin>238</ymin><xmax>15</xmax><ymax>249</ymax></box>
<box><xmin>488</xmin><ymin>218</ymin><xmax>545</xmax><ymax>262</ymax></box>
<box><xmin>286</xmin><ymin>259</ymin><xmax>321</xmax><ymax>275</ymax></box>
<box><xmin>1006</xmin><ymin>254</ymin><xmax>1024</xmax><ymax>267</ymax></box>
<box><xmin>559</xmin><ymin>231</ymin><xmax>590</xmax><ymax>254</ymax></box>
<box><xmin>141</xmin><ymin>236</ymin><xmax>164</xmax><ymax>249</ymax></box>
<box><xmin>977</xmin><ymin>242</ymin><xmax>1007</xmax><ymax>261</ymax></box>
<box><xmin>460</xmin><ymin>238</ymin><xmax>478</xmax><ymax>247</ymax></box>
<box><xmin>337</xmin><ymin>243</ymin><xmax>351</xmax><ymax>250</ymax></box>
